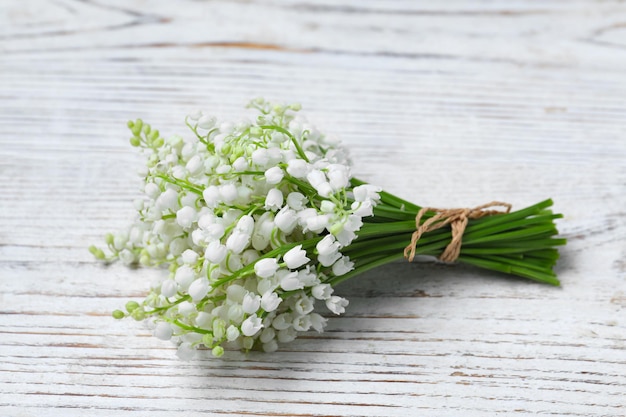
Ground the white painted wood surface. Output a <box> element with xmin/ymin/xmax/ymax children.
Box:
<box><xmin>1</xmin><ymin>1</ymin><xmax>625</xmax><ymax>415</ymax></box>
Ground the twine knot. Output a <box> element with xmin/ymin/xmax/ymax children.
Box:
<box><xmin>403</xmin><ymin>201</ymin><xmax>512</xmax><ymax>263</ymax></box>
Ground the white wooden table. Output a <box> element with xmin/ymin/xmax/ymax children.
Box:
<box><xmin>1</xmin><ymin>1</ymin><xmax>625</xmax><ymax>416</ymax></box>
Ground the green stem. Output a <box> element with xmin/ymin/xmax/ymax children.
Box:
<box><xmin>339</xmin><ymin>196</ymin><xmax>564</xmax><ymax>286</ymax></box>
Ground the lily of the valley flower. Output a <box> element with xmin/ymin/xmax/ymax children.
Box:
<box><xmin>94</xmin><ymin>98</ymin><xmax>564</xmax><ymax>362</ymax></box>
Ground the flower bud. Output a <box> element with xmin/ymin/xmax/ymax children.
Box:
<box><xmin>212</xmin><ymin>346</ymin><xmax>224</xmax><ymax>357</ymax></box>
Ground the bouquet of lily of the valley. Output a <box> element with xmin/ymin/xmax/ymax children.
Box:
<box><xmin>91</xmin><ymin>99</ymin><xmax>565</xmax><ymax>359</ymax></box>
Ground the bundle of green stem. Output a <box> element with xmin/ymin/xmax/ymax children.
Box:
<box><xmin>340</xmin><ymin>179</ymin><xmax>565</xmax><ymax>287</ymax></box>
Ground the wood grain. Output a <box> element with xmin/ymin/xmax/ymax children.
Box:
<box><xmin>1</xmin><ymin>0</ymin><xmax>625</xmax><ymax>416</ymax></box>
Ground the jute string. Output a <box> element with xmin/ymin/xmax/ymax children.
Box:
<box><xmin>403</xmin><ymin>202</ymin><xmax>512</xmax><ymax>263</ymax></box>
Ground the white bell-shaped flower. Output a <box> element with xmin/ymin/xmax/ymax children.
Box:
<box><xmin>202</xmin><ymin>185</ymin><xmax>220</xmax><ymax>208</ymax></box>
<box><xmin>197</xmin><ymin>114</ymin><xmax>216</xmax><ymax>129</ymax></box>
<box><xmin>264</xmin><ymin>188</ymin><xmax>284</xmax><ymax>211</ymax></box>
<box><xmin>254</xmin><ymin>258</ymin><xmax>279</xmax><ymax>278</ymax></box>
<box><xmin>251</xmin><ymin>148</ymin><xmax>270</xmax><ymax>167</ymax></box>
<box><xmin>279</xmin><ymin>271</ymin><xmax>303</xmax><ymax>291</ymax></box>
<box><xmin>226</xmin><ymin>230</ymin><xmax>250</xmax><ymax>254</ymax></box>
<box><xmin>335</xmin><ymin>228</ymin><xmax>357</xmax><ymax>246</ymax></box>
<box><xmin>181</xmin><ymin>249</ymin><xmax>199</xmax><ymax>265</ymax></box>
<box><xmin>286</xmin><ymin>192</ymin><xmax>306</xmax><ymax>211</ymax></box>
<box><xmin>283</xmin><ymin>244</ymin><xmax>310</xmax><ymax>269</ymax></box>
<box><xmin>316</xmin><ymin>182</ymin><xmax>333</xmax><ymax>198</ymax></box>
<box><xmin>259</xmin><ymin>327</ymin><xmax>275</xmax><ymax>344</ymax></box>
<box><xmin>241</xmin><ymin>249</ymin><xmax>259</xmax><ymax>265</ymax></box>
<box><xmin>160</xmin><ymin>279</ymin><xmax>177</xmax><ymax>298</ymax></box>
<box><xmin>293</xmin><ymin>295</ymin><xmax>314</xmax><ymax>315</ymax></box>
<box><xmin>306</xmin><ymin>214</ymin><xmax>329</xmax><ymax>233</ymax></box>
<box><xmin>309</xmin><ymin>313</ymin><xmax>327</xmax><ymax>332</ymax></box>
<box><xmin>293</xmin><ymin>315</ymin><xmax>312</xmax><ymax>332</ymax></box>
<box><xmin>277</xmin><ymin>328</ymin><xmax>297</xmax><ymax>343</ymax></box>
<box><xmin>144</xmin><ymin>182</ymin><xmax>160</xmax><ymax>199</ymax></box>
<box><xmin>264</xmin><ymin>166</ymin><xmax>284</xmax><ymax>184</ymax></box>
<box><xmin>352</xmin><ymin>184</ymin><xmax>382</xmax><ymax>202</ymax></box>
<box><xmin>326</xmin><ymin>295</ymin><xmax>349</xmax><ymax>315</ymax></box>
<box><xmin>236</xmin><ymin>215</ymin><xmax>255</xmax><ymax>235</ymax></box>
<box><xmin>205</xmin><ymin>241</ymin><xmax>227</xmax><ymax>263</ymax></box>
<box><xmin>226</xmin><ymin>284</ymin><xmax>247</xmax><ymax>303</ymax></box>
<box><xmin>252</xmin><ymin>213</ymin><xmax>274</xmax><ymax>251</ymax></box>
<box><xmin>241</xmin><ymin>314</ymin><xmax>263</xmax><ymax>336</ymax></box>
<box><xmin>154</xmin><ymin>322</ymin><xmax>173</xmax><ymax>341</ymax></box>
<box><xmin>312</xmin><ymin>283</ymin><xmax>333</xmax><ymax>300</ymax></box>
<box><xmin>316</xmin><ymin>234</ymin><xmax>341</xmax><ymax>256</ymax></box>
<box><xmin>275</xmin><ymin>207</ymin><xmax>298</xmax><ymax>234</ymax></box>
<box><xmin>332</xmin><ymin>256</ymin><xmax>354</xmax><ymax>276</ymax></box>
<box><xmin>186</xmin><ymin>155</ymin><xmax>204</xmax><ymax>176</ymax></box>
<box><xmin>320</xmin><ymin>200</ymin><xmax>336</xmax><ymax>213</ymax></box>
<box><xmin>219</xmin><ymin>183</ymin><xmax>238</xmax><ymax>204</ymax></box>
<box><xmin>156</xmin><ymin>188</ymin><xmax>179</xmax><ymax>211</ymax></box>
<box><xmin>272</xmin><ymin>313</ymin><xmax>292</xmax><ymax>330</ymax></box>
<box><xmin>177</xmin><ymin>301</ymin><xmax>196</xmax><ymax>317</ymax></box>
<box><xmin>176</xmin><ymin>343</ymin><xmax>196</xmax><ymax>361</ymax></box>
<box><xmin>205</xmin><ymin>223</ymin><xmax>225</xmax><ymax>240</ymax></box>
<box><xmin>188</xmin><ymin>278</ymin><xmax>210</xmax><ymax>301</ymax></box>
<box><xmin>343</xmin><ymin>215</ymin><xmax>363</xmax><ymax>232</ymax></box>
<box><xmin>228</xmin><ymin>304</ymin><xmax>244</xmax><ymax>324</ymax></box>
<box><xmin>176</xmin><ymin>206</ymin><xmax>197</xmax><ymax>229</ymax></box>
<box><xmin>296</xmin><ymin>268</ymin><xmax>319</xmax><ymax>286</ymax></box>
<box><xmin>232</xmin><ymin>156</ymin><xmax>248</xmax><ymax>172</ymax></box>
<box><xmin>287</xmin><ymin>159</ymin><xmax>309</xmax><ymax>178</ymax></box>
<box><xmin>175</xmin><ymin>265</ymin><xmax>195</xmax><ymax>291</ymax></box>
<box><xmin>260</xmin><ymin>291</ymin><xmax>282</xmax><ymax>312</ymax></box>
<box><xmin>306</xmin><ymin>169</ymin><xmax>326</xmax><ymax>188</ymax></box>
<box><xmin>242</xmin><ymin>292</ymin><xmax>261</xmax><ymax>314</ymax></box>
<box><xmin>351</xmin><ymin>200</ymin><xmax>373</xmax><ymax>217</ymax></box>
<box><xmin>226</xmin><ymin>325</ymin><xmax>240</xmax><ymax>341</ymax></box>
<box><xmin>327</xmin><ymin>163</ymin><xmax>350</xmax><ymax>190</ymax></box>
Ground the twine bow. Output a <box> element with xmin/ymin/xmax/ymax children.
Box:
<box><xmin>403</xmin><ymin>201</ymin><xmax>512</xmax><ymax>263</ymax></box>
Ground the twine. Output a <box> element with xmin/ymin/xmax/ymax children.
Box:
<box><xmin>403</xmin><ymin>201</ymin><xmax>512</xmax><ymax>263</ymax></box>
